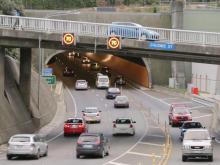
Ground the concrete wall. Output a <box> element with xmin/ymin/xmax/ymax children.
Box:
<box><xmin>0</xmin><ymin>55</ymin><xmax>58</xmax><ymax>144</ymax></box>
<box><xmin>184</xmin><ymin>9</ymin><xmax>220</xmax><ymax>94</ymax></box>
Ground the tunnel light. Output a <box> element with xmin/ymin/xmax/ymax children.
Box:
<box><xmin>102</xmin><ymin>55</ymin><xmax>113</xmax><ymax>63</ymax></box>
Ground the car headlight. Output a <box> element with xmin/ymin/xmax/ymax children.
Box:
<box><xmin>182</xmin><ymin>145</ymin><xmax>190</xmax><ymax>149</ymax></box>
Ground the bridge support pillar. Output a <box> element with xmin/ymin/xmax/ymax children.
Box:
<box><xmin>20</xmin><ymin>48</ymin><xmax>32</xmax><ymax>109</ymax></box>
<box><xmin>171</xmin><ymin>0</ymin><xmax>191</xmax><ymax>88</ymax></box>
<box><xmin>0</xmin><ymin>47</ymin><xmax>5</xmax><ymax>97</ymax></box>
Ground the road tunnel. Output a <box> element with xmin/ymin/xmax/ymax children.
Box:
<box><xmin>47</xmin><ymin>51</ymin><xmax>150</xmax><ymax>88</ymax></box>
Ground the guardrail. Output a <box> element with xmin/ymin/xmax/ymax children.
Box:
<box><xmin>0</xmin><ymin>15</ymin><xmax>220</xmax><ymax>46</ymax></box>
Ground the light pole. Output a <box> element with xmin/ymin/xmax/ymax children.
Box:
<box><xmin>38</xmin><ymin>35</ymin><xmax>42</xmax><ymax>110</ymax></box>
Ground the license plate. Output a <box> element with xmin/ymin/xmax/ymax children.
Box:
<box><xmin>83</xmin><ymin>145</ymin><xmax>93</xmax><ymax>148</ymax></box>
<box><xmin>72</xmin><ymin>125</ymin><xmax>77</xmax><ymax>128</ymax></box>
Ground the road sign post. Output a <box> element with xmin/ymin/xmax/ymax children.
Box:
<box><xmin>42</xmin><ymin>75</ymin><xmax>56</xmax><ymax>85</ymax></box>
<box><xmin>107</xmin><ymin>36</ymin><xmax>121</xmax><ymax>50</ymax></box>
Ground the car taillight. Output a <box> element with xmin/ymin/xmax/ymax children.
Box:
<box><xmin>83</xmin><ymin>113</ymin><xmax>85</xmax><ymax>116</ymax></box>
<box><xmin>96</xmin><ymin>113</ymin><xmax>100</xmax><ymax>116</ymax></box>
<box><xmin>78</xmin><ymin>124</ymin><xmax>83</xmax><ymax>128</ymax></box>
<box><xmin>130</xmin><ymin>124</ymin><xmax>133</xmax><ymax>128</ymax></box>
<box><xmin>64</xmin><ymin>124</ymin><xmax>70</xmax><ymax>128</ymax></box>
<box><xmin>113</xmin><ymin>124</ymin><xmax>116</xmax><ymax>128</ymax></box>
<box><xmin>96</xmin><ymin>140</ymin><xmax>100</xmax><ymax>145</ymax></box>
<box><xmin>77</xmin><ymin>141</ymin><xmax>82</xmax><ymax>145</ymax></box>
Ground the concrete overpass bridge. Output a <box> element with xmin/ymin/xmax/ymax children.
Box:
<box><xmin>1</xmin><ymin>14</ymin><xmax>220</xmax><ymax>109</ymax></box>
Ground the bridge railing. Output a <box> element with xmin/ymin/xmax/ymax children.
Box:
<box><xmin>0</xmin><ymin>15</ymin><xmax>220</xmax><ymax>46</ymax></box>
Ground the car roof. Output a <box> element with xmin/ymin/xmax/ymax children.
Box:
<box><xmin>67</xmin><ymin>117</ymin><xmax>83</xmax><ymax>120</ymax></box>
<box><xmin>80</xmin><ymin>133</ymin><xmax>103</xmax><ymax>136</ymax></box>
<box><xmin>76</xmin><ymin>79</ymin><xmax>86</xmax><ymax>82</ymax></box>
<box><xmin>11</xmin><ymin>134</ymin><xmax>36</xmax><ymax>137</ymax></box>
<box><xmin>85</xmin><ymin>107</ymin><xmax>97</xmax><ymax>110</ymax></box>
<box><xmin>185</xmin><ymin>128</ymin><xmax>208</xmax><ymax>132</ymax></box>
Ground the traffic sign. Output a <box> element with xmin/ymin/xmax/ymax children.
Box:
<box><xmin>62</xmin><ymin>33</ymin><xmax>75</xmax><ymax>46</ymax></box>
<box><xmin>42</xmin><ymin>75</ymin><xmax>56</xmax><ymax>85</ymax></box>
<box><xmin>148</xmin><ymin>42</ymin><xmax>176</xmax><ymax>50</ymax></box>
<box><xmin>107</xmin><ymin>36</ymin><xmax>121</xmax><ymax>49</ymax></box>
<box><xmin>42</xmin><ymin>68</ymin><xmax>53</xmax><ymax>76</ymax></box>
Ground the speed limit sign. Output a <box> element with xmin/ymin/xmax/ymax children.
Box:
<box><xmin>62</xmin><ymin>33</ymin><xmax>76</xmax><ymax>46</ymax></box>
<box><xmin>107</xmin><ymin>36</ymin><xmax>121</xmax><ymax>50</ymax></box>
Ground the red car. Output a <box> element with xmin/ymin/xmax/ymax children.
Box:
<box><xmin>64</xmin><ymin>118</ymin><xmax>87</xmax><ymax>136</ymax></box>
<box><xmin>169</xmin><ymin>104</ymin><xmax>192</xmax><ymax>127</ymax></box>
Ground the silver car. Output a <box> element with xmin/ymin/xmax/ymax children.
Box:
<box><xmin>82</xmin><ymin>107</ymin><xmax>101</xmax><ymax>123</ymax></box>
<box><xmin>182</xmin><ymin>129</ymin><xmax>215</xmax><ymax>162</ymax></box>
<box><xmin>114</xmin><ymin>95</ymin><xmax>129</xmax><ymax>108</ymax></box>
<box><xmin>7</xmin><ymin>134</ymin><xmax>48</xmax><ymax>160</ymax></box>
<box><xmin>75</xmin><ymin>80</ymin><xmax>88</xmax><ymax>90</ymax></box>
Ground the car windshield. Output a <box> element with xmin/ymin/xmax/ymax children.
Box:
<box><xmin>108</xmin><ymin>88</ymin><xmax>120</xmax><ymax>93</ymax></box>
<box><xmin>11</xmin><ymin>137</ymin><xmax>30</xmax><ymax>142</ymax></box>
<box><xmin>183</xmin><ymin>122</ymin><xmax>202</xmax><ymax>129</ymax></box>
<box><xmin>116</xmin><ymin>96</ymin><xmax>128</xmax><ymax>101</ymax></box>
<box><xmin>65</xmin><ymin>119</ymin><xmax>83</xmax><ymax>124</ymax></box>
<box><xmin>184</xmin><ymin>131</ymin><xmax>211</xmax><ymax>140</ymax></box>
<box><xmin>99</xmin><ymin>77</ymin><xmax>109</xmax><ymax>82</ymax></box>
<box><xmin>174</xmin><ymin>108</ymin><xmax>189</xmax><ymax>114</ymax></box>
<box><xmin>77</xmin><ymin>80</ymin><xmax>86</xmax><ymax>83</ymax></box>
<box><xmin>116</xmin><ymin>119</ymin><xmax>131</xmax><ymax>124</ymax></box>
<box><xmin>78</xmin><ymin>135</ymin><xmax>99</xmax><ymax>143</ymax></box>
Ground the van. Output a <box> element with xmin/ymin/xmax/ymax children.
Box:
<box><xmin>96</xmin><ymin>74</ymin><xmax>110</xmax><ymax>89</ymax></box>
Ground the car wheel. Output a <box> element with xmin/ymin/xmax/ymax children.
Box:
<box><xmin>171</xmin><ymin>122</ymin><xmax>175</xmax><ymax>127</ymax></box>
<box><xmin>64</xmin><ymin>133</ymin><xmax>68</xmax><ymax>137</ymax></box>
<box><xmin>7</xmin><ymin>155</ymin><xmax>12</xmax><ymax>160</ymax></box>
<box><xmin>208</xmin><ymin>155</ymin><xmax>213</xmax><ymax>162</ymax></box>
<box><xmin>100</xmin><ymin>149</ymin><xmax>105</xmax><ymax>158</ymax></box>
<box><xmin>182</xmin><ymin>155</ymin><xmax>187</xmax><ymax>162</ymax></box>
<box><xmin>44</xmin><ymin>147</ymin><xmax>48</xmax><ymax>157</ymax></box>
<box><xmin>168</xmin><ymin>118</ymin><xmax>171</xmax><ymax>125</ymax></box>
<box><xmin>76</xmin><ymin>154</ymin><xmax>80</xmax><ymax>159</ymax></box>
<box><xmin>131</xmin><ymin>131</ymin><xmax>135</xmax><ymax>136</ymax></box>
<box><xmin>35</xmin><ymin>150</ymin><xmax>40</xmax><ymax>159</ymax></box>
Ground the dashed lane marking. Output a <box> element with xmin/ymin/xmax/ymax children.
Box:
<box><xmin>107</xmin><ymin>162</ymin><xmax>130</xmax><ymax>165</ymax></box>
<box><xmin>188</xmin><ymin>105</ymin><xmax>206</xmax><ymax>110</ymax></box>
<box><xmin>192</xmin><ymin>114</ymin><xmax>212</xmax><ymax>119</ymax></box>
<box><xmin>147</xmin><ymin>134</ymin><xmax>165</xmax><ymax>138</ymax></box>
<box><xmin>138</xmin><ymin>142</ymin><xmax>165</xmax><ymax>147</ymax></box>
<box><xmin>127</xmin><ymin>151</ymin><xmax>161</xmax><ymax>158</ymax></box>
<box><xmin>162</xmin><ymin>97</ymin><xmax>179</xmax><ymax>100</ymax></box>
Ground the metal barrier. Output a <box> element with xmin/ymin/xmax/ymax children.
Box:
<box><xmin>0</xmin><ymin>15</ymin><xmax>220</xmax><ymax>46</ymax></box>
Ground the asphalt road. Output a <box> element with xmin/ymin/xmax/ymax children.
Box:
<box><xmin>0</xmin><ymin>54</ymin><xmax>219</xmax><ymax>165</ymax></box>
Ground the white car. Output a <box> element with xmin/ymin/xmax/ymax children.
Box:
<box><xmin>113</xmin><ymin>118</ymin><xmax>136</xmax><ymax>136</ymax></box>
<box><xmin>82</xmin><ymin>107</ymin><xmax>101</xmax><ymax>123</ymax></box>
<box><xmin>75</xmin><ymin>80</ymin><xmax>88</xmax><ymax>90</ymax></box>
<box><xmin>7</xmin><ymin>134</ymin><xmax>48</xmax><ymax>160</ymax></box>
<box><xmin>182</xmin><ymin>129</ymin><xmax>215</xmax><ymax>162</ymax></box>
<box><xmin>96</xmin><ymin>74</ymin><xmax>110</xmax><ymax>89</ymax></box>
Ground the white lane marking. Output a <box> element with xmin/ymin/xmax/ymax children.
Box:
<box><xmin>128</xmin><ymin>84</ymin><xmax>170</xmax><ymax>106</ymax></box>
<box><xmin>138</xmin><ymin>142</ymin><xmax>164</xmax><ymax>147</ymax></box>
<box><xmin>147</xmin><ymin>134</ymin><xmax>165</xmax><ymax>138</ymax></box>
<box><xmin>162</xmin><ymin>97</ymin><xmax>179</xmax><ymax>100</ymax></box>
<box><xmin>170</xmin><ymin>101</ymin><xmax>193</xmax><ymax>105</ymax></box>
<box><xmin>188</xmin><ymin>105</ymin><xmax>205</xmax><ymax>110</ymax></box>
<box><xmin>66</xmin><ymin>87</ymin><xmax>78</xmax><ymax>118</ymax></box>
<box><xmin>107</xmin><ymin>162</ymin><xmax>130</xmax><ymax>165</ymax></box>
<box><xmin>192</xmin><ymin>114</ymin><xmax>212</xmax><ymax>119</ymax></box>
<box><xmin>148</xmin><ymin>126</ymin><xmax>160</xmax><ymax>129</ymax></box>
<box><xmin>128</xmin><ymin>151</ymin><xmax>161</xmax><ymax>158</ymax></box>
<box><xmin>46</xmin><ymin>87</ymin><xmax>78</xmax><ymax>143</ymax></box>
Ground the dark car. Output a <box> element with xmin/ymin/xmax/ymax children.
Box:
<box><xmin>63</xmin><ymin>67</ymin><xmax>74</xmax><ymax>77</ymax></box>
<box><xmin>76</xmin><ymin>133</ymin><xmax>110</xmax><ymax>158</ymax></box>
<box><xmin>100</xmin><ymin>66</ymin><xmax>111</xmax><ymax>77</ymax></box>
<box><xmin>106</xmin><ymin>87</ymin><xmax>121</xmax><ymax>99</ymax></box>
<box><xmin>90</xmin><ymin>62</ymin><xmax>101</xmax><ymax>71</ymax></box>
<box><xmin>114</xmin><ymin>75</ymin><xmax>126</xmax><ymax>86</ymax></box>
<box><xmin>179</xmin><ymin>121</ymin><xmax>203</xmax><ymax>141</ymax></box>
